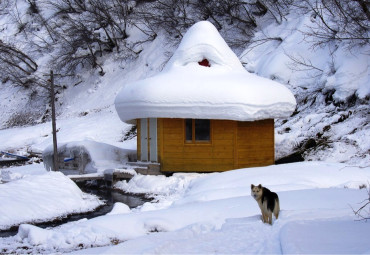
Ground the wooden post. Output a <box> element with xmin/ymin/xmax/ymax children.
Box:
<box><xmin>50</xmin><ymin>70</ymin><xmax>59</xmax><ymax>171</ymax></box>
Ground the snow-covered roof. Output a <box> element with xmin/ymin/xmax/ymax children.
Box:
<box><xmin>115</xmin><ymin>21</ymin><xmax>296</xmax><ymax>122</ymax></box>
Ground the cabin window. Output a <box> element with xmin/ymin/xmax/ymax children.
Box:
<box><xmin>185</xmin><ymin>119</ymin><xmax>211</xmax><ymax>143</ymax></box>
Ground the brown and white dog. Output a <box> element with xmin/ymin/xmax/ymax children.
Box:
<box><xmin>251</xmin><ymin>184</ymin><xmax>280</xmax><ymax>225</ymax></box>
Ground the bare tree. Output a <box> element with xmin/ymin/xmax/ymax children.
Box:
<box><xmin>52</xmin><ymin>18</ymin><xmax>106</xmax><ymax>75</ymax></box>
<box><xmin>255</xmin><ymin>0</ymin><xmax>292</xmax><ymax>24</ymax></box>
<box><xmin>136</xmin><ymin>0</ymin><xmax>275</xmax><ymax>49</ymax></box>
<box><xmin>302</xmin><ymin>0</ymin><xmax>370</xmax><ymax>49</ymax></box>
<box><xmin>0</xmin><ymin>40</ymin><xmax>40</xmax><ymax>88</ymax></box>
<box><xmin>48</xmin><ymin>0</ymin><xmax>136</xmax><ymax>75</ymax></box>
<box><xmin>135</xmin><ymin>0</ymin><xmax>197</xmax><ymax>38</ymax></box>
<box><xmin>192</xmin><ymin>0</ymin><xmax>291</xmax><ymax>50</ymax></box>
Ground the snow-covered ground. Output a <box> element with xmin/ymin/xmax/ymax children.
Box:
<box><xmin>0</xmin><ymin>162</ymin><xmax>369</xmax><ymax>254</ymax></box>
<box><xmin>0</xmin><ymin>164</ymin><xmax>103</xmax><ymax>231</ymax></box>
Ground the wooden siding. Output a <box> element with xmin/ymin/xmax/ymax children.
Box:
<box><xmin>156</xmin><ymin>118</ymin><xmax>274</xmax><ymax>172</ymax></box>
<box><xmin>138</xmin><ymin>118</ymin><xmax>274</xmax><ymax>172</ymax></box>
<box><xmin>236</xmin><ymin>119</ymin><xmax>274</xmax><ymax>168</ymax></box>
<box><xmin>158</xmin><ymin>119</ymin><xmax>233</xmax><ymax>172</ymax></box>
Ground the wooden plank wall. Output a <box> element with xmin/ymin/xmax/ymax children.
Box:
<box><xmin>159</xmin><ymin>119</ymin><xmax>236</xmax><ymax>172</ymax></box>
<box><xmin>237</xmin><ymin>119</ymin><xmax>274</xmax><ymax>168</ymax></box>
<box><xmin>139</xmin><ymin>118</ymin><xmax>274</xmax><ymax>172</ymax></box>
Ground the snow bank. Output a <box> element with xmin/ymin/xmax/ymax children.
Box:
<box><xmin>115</xmin><ymin>172</ymin><xmax>203</xmax><ymax>196</ymax></box>
<box><xmin>119</xmin><ymin>162</ymin><xmax>370</xmax><ymax>207</ymax></box>
<box><xmin>93</xmin><ymin>199</ymin><xmax>370</xmax><ymax>254</ymax></box>
<box><xmin>115</xmin><ymin>21</ymin><xmax>296</xmax><ymax>122</ymax></box>
<box><xmin>115</xmin><ymin>172</ymin><xmax>204</xmax><ymax>211</ymax></box>
<box><xmin>0</xmin><ymin>164</ymin><xmax>46</xmax><ymax>183</ymax></box>
<box><xmin>0</xmin><ymin>171</ymin><xmax>103</xmax><ymax>230</ymax></box>
<box><xmin>2</xmin><ymin>162</ymin><xmax>369</xmax><ymax>254</ymax></box>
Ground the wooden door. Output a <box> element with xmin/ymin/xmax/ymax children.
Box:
<box><xmin>140</xmin><ymin>118</ymin><xmax>158</xmax><ymax>162</ymax></box>
<box><xmin>140</xmin><ymin>118</ymin><xmax>148</xmax><ymax>161</ymax></box>
<box><xmin>149</xmin><ymin>118</ymin><xmax>158</xmax><ymax>162</ymax></box>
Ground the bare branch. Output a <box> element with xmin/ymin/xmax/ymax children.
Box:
<box><xmin>351</xmin><ymin>183</ymin><xmax>370</xmax><ymax>221</ymax></box>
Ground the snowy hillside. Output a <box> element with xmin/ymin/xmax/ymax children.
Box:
<box><xmin>0</xmin><ymin>0</ymin><xmax>369</xmax><ymax>166</ymax></box>
<box><xmin>240</xmin><ymin>7</ymin><xmax>369</xmax><ymax>165</ymax></box>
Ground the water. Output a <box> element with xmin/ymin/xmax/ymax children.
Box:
<box><xmin>0</xmin><ymin>181</ymin><xmax>151</xmax><ymax>238</ymax></box>
<box><xmin>78</xmin><ymin>181</ymin><xmax>151</xmax><ymax>211</ymax></box>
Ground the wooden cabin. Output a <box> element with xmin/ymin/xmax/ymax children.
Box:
<box><xmin>137</xmin><ymin>118</ymin><xmax>274</xmax><ymax>172</ymax></box>
<box><xmin>115</xmin><ymin>21</ymin><xmax>296</xmax><ymax>173</ymax></box>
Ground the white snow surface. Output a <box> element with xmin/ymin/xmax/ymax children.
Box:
<box><xmin>0</xmin><ymin>166</ymin><xmax>103</xmax><ymax>231</ymax></box>
<box><xmin>1</xmin><ymin>162</ymin><xmax>369</xmax><ymax>254</ymax></box>
<box><xmin>115</xmin><ymin>21</ymin><xmax>296</xmax><ymax>122</ymax></box>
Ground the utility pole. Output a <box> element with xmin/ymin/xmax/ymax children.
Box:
<box><xmin>50</xmin><ymin>70</ymin><xmax>59</xmax><ymax>171</ymax></box>
<box><xmin>44</xmin><ymin>70</ymin><xmax>73</xmax><ymax>171</ymax></box>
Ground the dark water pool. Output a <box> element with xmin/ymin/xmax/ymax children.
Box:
<box><xmin>0</xmin><ymin>181</ymin><xmax>151</xmax><ymax>238</ymax></box>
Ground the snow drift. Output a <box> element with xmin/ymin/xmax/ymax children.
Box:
<box><xmin>0</xmin><ymin>171</ymin><xmax>102</xmax><ymax>230</ymax></box>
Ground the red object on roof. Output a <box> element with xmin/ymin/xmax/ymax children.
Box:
<box><xmin>198</xmin><ymin>59</ymin><xmax>210</xmax><ymax>67</ymax></box>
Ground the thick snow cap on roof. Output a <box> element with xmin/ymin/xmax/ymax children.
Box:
<box><xmin>115</xmin><ymin>21</ymin><xmax>296</xmax><ymax>122</ymax></box>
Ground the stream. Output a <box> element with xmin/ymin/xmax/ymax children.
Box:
<box><xmin>0</xmin><ymin>181</ymin><xmax>151</xmax><ymax>238</ymax></box>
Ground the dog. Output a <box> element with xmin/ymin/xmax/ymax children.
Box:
<box><xmin>251</xmin><ymin>184</ymin><xmax>280</xmax><ymax>225</ymax></box>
